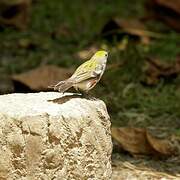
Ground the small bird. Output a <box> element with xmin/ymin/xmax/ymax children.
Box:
<box><xmin>49</xmin><ymin>50</ymin><xmax>108</xmax><ymax>94</ymax></box>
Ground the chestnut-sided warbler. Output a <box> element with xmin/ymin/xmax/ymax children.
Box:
<box><xmin>49</xmin><ymin>50</ymin><xmax>108</xmax><ymax>93</ymax></box>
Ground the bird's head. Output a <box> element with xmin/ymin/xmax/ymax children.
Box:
<box><xmin>91</xmin><ymin>50</ymin><xmax>108</xmax><ymax>63</ymax></box>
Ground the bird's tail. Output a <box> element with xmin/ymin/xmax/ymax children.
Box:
<box><xmin>48</xmin><ymin>79</ymin><xmax>74</xmax><ymax>93</ymax></box>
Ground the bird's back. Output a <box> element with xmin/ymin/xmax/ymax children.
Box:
<box><xmin>73</xmin><ymin>59</ymin><xmax>97</xmax><ymax>77</ymax></box>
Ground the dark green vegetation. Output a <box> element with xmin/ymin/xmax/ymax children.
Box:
<box><xmin>0</xmin><ymin>0</ymin><xmax>180</xmax><ymax>133</ymax></box>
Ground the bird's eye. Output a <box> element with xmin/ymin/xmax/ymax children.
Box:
<box><xmin>105</xmin><ymin>53</ymin><xmax>108</xmax><ymax>57</ymax></box>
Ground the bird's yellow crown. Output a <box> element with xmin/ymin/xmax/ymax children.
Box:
<box><xmin>93</xmin><ymin>50</ymin><xmax>107</xmax><ymax>58</ymax></box>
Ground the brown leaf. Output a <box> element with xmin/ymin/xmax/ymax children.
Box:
<box><xmin>146</xmin><ymin>131</ymin><xmax>175</xmax><ymax>156</ymax></box>
<box><xmin>101</xmin><ymin>18</ymin><xmax>162</xmax><ymax>44</ymax></box>
<box><xmin>12</xmin><ymin>65</ymin><xmax>73</xmax><ymax>91</ymax></box>
<box><xmin>146</xmin><ymin>0</ymin><xmax>180</xmax><ymax>31</ymax></box>
<box><xmin>154</xmin><ymin>0</ymin><xmax>180</xmax><ymax>14</ymax></box>
<box><xmin>112</xmin><ymin>127</ymin><xmax>176</xmax><ymax>157</ymax></box>
<box><xmin>143</xmin><ymin>57</ymin><xmax>180</xmax><ymax>85</ymax></box>
<box><xmin>112</xmin><ymin>127</ymin><xmax>155</xmax><ymax>155</ymax></box>
<box><xmin>0</xmin><ymin>0</ymin><xmax>31</xmax><ymax>30</ymax></box>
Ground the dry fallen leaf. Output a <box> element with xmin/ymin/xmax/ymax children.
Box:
<box><xmin>143</xmin><ymin>57</ymin><xmax>180</xmax><ymax>85</ymax></box>
<box><xmin>146</xmin><ymin>131</ymin><xmax>175</xmax><ymax>156</ymax></box>
<box><xmin>112</xmin><ymin>127</ymin><xmax>155</xmax><ymax>155</ymax></box>
<box><xmin>0</xmin><ymin>0</ymin><xmax>31</xmax><ymax>30</ymax></box>
<box><xmin>156</xmin><ymin>0</ymin><xmax>180</xmax><ymax>14</ymax></box>
<box><xmin>146</xmin><ymin>0</ymin><xmax>180</xmax><ymax>31</ymax></box>
<box><xmin>12</xmin><ymin>65</ymin><xmax>74</xmax><ymax>91</ymax></box>
<box><xmin>112</xmin><ymin>127</ymin><xmax>176</xmax><ymax>157</ymax></box>
<box><xmin>101</xmin><ymin>18</ymin><xmax>162</xmax><ymax>44</ymax></box>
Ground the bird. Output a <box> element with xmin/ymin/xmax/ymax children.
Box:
<box><xmin>49</xmin><ymin>50</ymin><xmax>108</xmax><ymax>95</ymax></box>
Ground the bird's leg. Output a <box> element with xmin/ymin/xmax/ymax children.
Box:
<box><xmin>88</xmin><ymin>94</ymin><xmax>98</xmax><ymax>101</ymax></box>
<box><xmin>78</xmin><ymin>89</ymin><xmax>89</xmax><ymax>98</ymax></box>
<box><xmin>79</xmin><ymin>90</ymin><xmax>97</xmax><ymax>100</ymax></box>
<box><xmin>76</xmin><ymin>89</ymin><xmax>90</xmax><ymax>98</ymax></box>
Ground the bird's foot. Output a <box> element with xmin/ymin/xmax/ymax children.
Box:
<box><xmin>80</xmin><ymin>92</ymin><xmax>98</xmax><ymax>101</ymax></box>
<box><xmin>88</xmin><ymin>96</ymin><xmax>98</xmax><ymax>101</ymax></box>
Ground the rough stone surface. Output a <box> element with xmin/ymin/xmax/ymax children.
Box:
<box><xmin>0</xmin><ymin>92</ymin><xmax>112</xmax><ymax>180</ymax></box>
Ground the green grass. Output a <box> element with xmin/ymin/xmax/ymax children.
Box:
<box><xmin>0</xmin><ymin>0</ymin><xmax>180</xmax><ymax>133</ymax></box>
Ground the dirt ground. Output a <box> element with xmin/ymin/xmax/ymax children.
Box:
<box><xmin>112</xmin><ymin>153</ymin><xmax>180</xmax><ymax>180</ymax></box>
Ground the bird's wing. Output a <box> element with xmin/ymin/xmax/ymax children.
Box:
<box><xmin>71</xmin><ymin>60</ymin><xmax>103</xmax><ymax>83</ymax></box>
